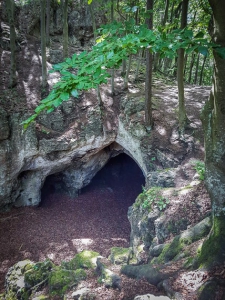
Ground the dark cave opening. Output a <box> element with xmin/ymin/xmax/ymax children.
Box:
<box><xmin>41</xmin><ymin>153</ymin><xmax>145</xmax><ymax>208</ymax></box>
<box><xmin>80</xmin><ymin>153</ymin><xmax>145</xmax><ymax>205</ymax></box>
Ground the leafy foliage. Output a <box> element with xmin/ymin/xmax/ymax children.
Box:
<box><xmin>193</xmin><ymin>160</ymin><xmax>205</xmax><ymax>180</ymax></box>
<box><xmin>136</xmin><ymin>186</ymin><xmax>170</xmax><ymax>211</ymax></box>
<box><xmin>22</xmin><ymin>19</ymin><xmax>225</xmax><ymax>129</ymax></box>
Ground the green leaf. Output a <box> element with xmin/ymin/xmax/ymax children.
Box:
<box><xmin>52</xmin><ymin>64</ymin><xmax>63</xmax><ymax>71</ymax></box>
<box><xmin>198</xmin><ymin>46</ymin><xmax>208</xmax><ymax>56</ymax></box>
<box><xmin>53</xmin><ymin>98</ymin><xmax>63</xmax><ymax>108</ymax></box>
<box><xmin>76</xmin><ymin>82</ymin><xmax>84</xmax><ymax>90</ymax></box>
<box><xmin>21</xmin><ymin>114</ymin><xmax>38</xmax><ymax>129</ymax></box>
<box><xmin>60</xmin><ymin>92</ymin><xmax>70</xmax><ymax>101</ymax></box>
<box><xmin>34</xmin><ymin>104</ymin><xmax>46</xmax><ymax>114</ymax></box>
<box><xmin>88</xmin><ymin>0</ymin><xmax>92</xmax><ymax>4</ymax></box>
<box><xmin>71</xmin><ymin>89</ymin><xmax>79</xmax><ymax>97</ymax></box>
<box><xmin>47</xmin><ymin>107</ymin><xmax>55</xmax><ymax>113</ymax></box>
<box><xmin>194</xmin><ymin>31</ymin><xmax>205</xmax><ymax>39</ymax></box>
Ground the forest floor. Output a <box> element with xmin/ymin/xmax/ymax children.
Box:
<box><xmin>1</xmin><ymin>36</ymin><xmax>225</xmax><ymax>299</ymax></box>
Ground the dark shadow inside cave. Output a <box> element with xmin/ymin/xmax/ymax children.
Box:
<box><xmin>80</xmin><ymin>153</ymin><xmax>145</xmax><ymax>206</ymax></box>
<box><xmin>41</xmin><ymin>153</ymin><xmax>145</xmax><ymax>208</ymax></box>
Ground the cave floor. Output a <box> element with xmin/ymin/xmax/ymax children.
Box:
<box><xmin>0</xmin><ymin>155</ymin><xmax>164</xmax><ymax>299</ymax></box>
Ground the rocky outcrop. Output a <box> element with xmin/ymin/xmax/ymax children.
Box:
<box><xmin>0</xmin><ymin>83</ymin><xmax>206</xmax><ymax>212</ymax></box>
<box><xmin>0</xmin><ymin>89</ymin><xmax>151</xmax><ymax>209</ymax></box>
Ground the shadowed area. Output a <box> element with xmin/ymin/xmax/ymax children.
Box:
<box><xmin>0</xmin><ymin>153</ymin><xmax>145</xmax><ymax>292</ymax></box>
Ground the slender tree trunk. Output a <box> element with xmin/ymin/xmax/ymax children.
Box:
<box><xmin>199</xmin><ymin>56</ymin><xmax>207</xmax><ymax>85</ymax></box>
<box><xmin>40</xmin><ymin>0</ymin><xmax>47</xmax><ymax>92</ymax></box>
<box><xmin>162</xmin><ymin>0</ymin><xmax>170</xmax><ymax>25</ymax></box>
<box><xmin>121</xmin><ymin>59</ymin><xmax>126</xmax><ymax>76</ymax></box>
<box><xmin>194</xmin><ymin>53</ymin><xmax>200</xmax><ymax>84</ymax></box>
<box><xmin>89</xmin><ymin>1</ymin><xmax>103</xmax><ymax>107</ymax></box>
<box><xmin>46</xmin><ymin>0</ymin><xmax>50</xmax><ymax>47</ymax></box>
<box><xmin>145</xmin><ymin>0</ymin><xmax>153</xmax><ymax>128</ymax></box>
<box><xmin>6</xmin><ymin>0</ymin><xmax>17</xmax><ymax>88</ymax></box>
<box><xmin>134</xmin><ymin>49</ymin><xmax>144</xmax><ymax>81</ymax></box>
<box><xmin>184</xmin><ymin>53</ymin><xmax>188</xmax><ymax>77</ymax></box>
<box><xmin>90</xmin><ymin>2</ymin><xmax>97</xmax><ymax>38</ymax></box>
<box><xmin>177</xmin><ymin>0</ymin><xmax>189</xmax><ymax>131</ymax></box>
<box><xmin>124</xmin><ymin>55</ymin><xmax>132</xmax><ymax>89</ymax></box>
<box><xmin>188</xmin><ymin>52</ymin><xmax>196</xmax><ymax>83</ymax></box>
<box><xmin>62</xmin><ymin>0</ymin><xmax>69</xmax><ymax>59</ymax></box>
<box><xmin>111</xmin><ymin>0</ymin><xmax>115</xmax><ymax>95</ymax></box>
<box><xmin>154</xmin><ymin>0</ymin><xmax>169</xmax><ymax>71</ymax></box>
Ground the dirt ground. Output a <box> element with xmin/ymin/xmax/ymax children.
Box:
<box><xmin>1</xmin><ymin>36</ymin><xmax>225</xmax><ymax>299</ymax></box>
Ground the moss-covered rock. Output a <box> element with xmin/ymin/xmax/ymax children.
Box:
<box><xmin>152</xmin><ymin>217</ymin><xmax>212</xmax><ymax>264</ymax></box>
<box><xmin>63</xmin><ymin>250</ymin><xmax>99</xmax><ymax>270</ymax></box>
<box><xmin>4</xmin><ymin>260</ymin><xmax>35</xmax><ymax>300</ymax></box>
<box><xmin>121</xmin><ymin>264</ymin><xmax>171</xmax><ymax>286</ymax></box>
<box><xmin>197</xmin><ymin>216</ymin><xmax>225</xmax><ymax>268</ymax></box>
<box><xmin>49</xmin><ymin>267</ymin><xmax>86</xmax><ymax>297</ymax></box>
<box><xmin>109</xmin><ymin>247</ymin><xmax>130</xmax><ymax>265</ymax></box>
<box><xmin>24</xmin><ymin>259</ymin><xmax>54</xmax><ymax>288</ymax></box>
<box><xmin>96</xmin><ymin>257</ymin><xmax>121</xmax><ymax>289</ymax></box>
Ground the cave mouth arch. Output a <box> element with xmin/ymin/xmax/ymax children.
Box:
<box><xmin>40</xmin><ymin>152</ymin><xmax>145</xmax><ymax>254</ymax></box>
<box><xmin>41</xmin><ymin>152</ymin><xmax>145</xmax><ymax>209</ymax></box>
<box><xmin>80</xmin><ymin>153</ymin><xmax>145</xmax><ymax>204</ymax></box>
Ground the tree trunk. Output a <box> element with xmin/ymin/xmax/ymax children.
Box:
<box><xmin>6</xmin><ymin>0</ymin><xmax>17</xmax><ymax>88</ymax></box>
<box><xmin>62</xmin><ymin>0</ymin><xmax>69</xmax><ymax>59</ymax></box>
<box><xmin>194</xmin><ymin>53</ymin><xmax>200</xmax><ymax>84</ymax></box>
<box><xmin>188</xmin><ymin>52</ymin><xmax>196</xmax><ymax>83</ymax></box>
<box><xmin>111</xmin><ymin>0</ymin><xmax>115</xmax><ymax>95</ymax></box>
<box><xmin>199</xmin><ymin>0</ymin><xmax>225</xmax><ymax>267</ymax></box>
<box><xmin>199</xmin><ymin>56</ymin><xmax>207</xmax><ymax>85</ymax></box>
<box><xmin>177</xmin><ymin>0</ymin><xmax>189</xmax><ymax>132</ymax></box>
<box><xmin>134</xmin><ymin>49</ymin><xmax>144</xmax><ymax>81</ymax></box>
<box><xmin>46</xmin><ymin>0</ymin><xmax>50</xmax><ymax>47</ymax></box>
<box><xmin>145</xmin><ymin>0</ymin><xmax>153</xmax><ymax>128</ymax></box>
<box><xmin>40</xmin><ymin>0</ymin><xmax>47</xmax><ymax>92</ymax></box>
<box><xmin>124</xmin><ymin>55</ymin><xmax>132</xmax><ymax>90</ymax></box>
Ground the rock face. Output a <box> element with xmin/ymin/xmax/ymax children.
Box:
<box><xmin>0</xmin><ymin>84</ymin><xmax>204</xmax><ymax>212</ymax></box>
<box><xmin>0</xmin><ymin>89</ymin><xmax>149</xmax><ymax>209</ymax></box>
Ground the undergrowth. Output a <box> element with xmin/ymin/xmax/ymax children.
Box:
<box><xmin>135</xmin><ymin>186</ymin><xmax>170</xmax><ymax>211</ymax></box>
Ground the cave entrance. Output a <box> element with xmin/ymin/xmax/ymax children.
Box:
<box><xmin>80</xmin><ymin>153</ymin><xmax>145</xmax><ymax>207</ymax></box>
<box><xmin>39</xmin><ymin>152</ymin><xmax>145</xmax><ymax>256</ymax></box>
<box><xmin>41</xmin><ymin>153</ymin><xmax>145</xmax><ymax>208</ymax></box>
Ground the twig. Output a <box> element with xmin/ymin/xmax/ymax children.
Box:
<box><xmin>30</xmin><ymin>278</ymin><xmax>48</xmax><ymax>291</ymax></box>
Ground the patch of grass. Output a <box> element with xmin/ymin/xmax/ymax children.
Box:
<box><xmin>135</xmin><ymin>187</ymin><xmax>170</xmax><ymax>211</ymax></box>
<box><xmin>193</xmin><ymin>160</ymin><xmax>205</xmax><ymax>180</ymax></box>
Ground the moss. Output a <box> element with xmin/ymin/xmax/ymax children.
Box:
<box><xmin>152</xmin><ymin>236</ymin><xmax>184</xmax><ymax>264</ymax></box>
<box><xmin>24</xmin><ymin>259</ymin><xmax>54</xmax><ymax>288</ymax></box>
<box><xmin>4</xmin><ymin>291</ymin><xmax>17</xmax><ymax>300</ymax></box>
<box><xmin>62</xmin><ymin>250</ymin><xmax>99</xmax><ymax>270</ymax></box>
<box><xmin>0</xmin><ymin>294</ymin><xmax>4</xmax><ymax>300</ymax></box>
<box><xmin>183</xmin><ymin>257</ymin><xmax>195</xmax><ymax>269</ymax></box>
<box><xmin>197</xmin><ymin>216</ymin><xmax>225</xmax><ymax>268</ymax></box>
<box><xmin>109</xmin><ymin>247</ymin><xmax>130</xmax><ymax>265</ymax></box>
<box><xmin>152</xmin><ymin>236</ymin><xmax>193</xmax><ymax>264</ymax></box>
<box><xmin>49</xmin><ymin>267</ymin><xmax>86</xmax><ymax>297</ymax></box>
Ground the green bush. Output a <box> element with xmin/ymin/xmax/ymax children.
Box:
<box><xmin>193</xmin><ymin>160</ymin><xmax>205</xmax><ymax>180</ymax></box>
<box><xmin>136</xmin><ymin>187</ymin><xmax>170</xmax><ymax>211</ymax></box>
